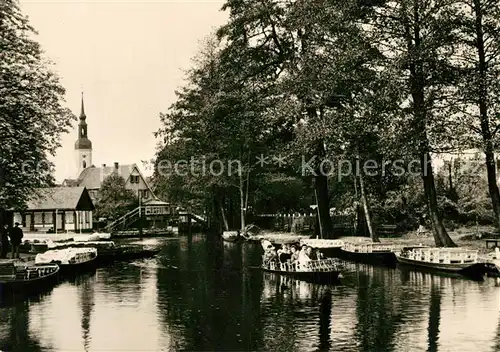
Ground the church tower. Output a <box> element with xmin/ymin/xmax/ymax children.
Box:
<box><xmin>75</xmin><ymin>93</ymin><xmax>92</xmax><ymax>175</ymax></box>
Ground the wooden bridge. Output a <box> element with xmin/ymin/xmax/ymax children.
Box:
<box><xmin>104</xmin><ymin>199</ymin><xmax>207</xmax><ymax>233</ymax></box>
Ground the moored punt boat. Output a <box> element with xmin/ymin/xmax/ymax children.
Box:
<box><xmin>258</xmin><ymin>258</ymin><xmax>342</xmax><ymax>284</ymax></box>
<box><xmin>299</xmin><ymin>239</ymin><xmax>344</xmax><ymax>257</ymax></box>
<box><xmin>34</xmin><ymin>248</ymin><xmax>98</xmax><ymax>276</ymax></box>
<box><xmin>338</xmin><ymin>241</ymin><xmax>397</xmax><ymax>267</ymax></box>
<box><xmin>0</xmin><ymin>261</ymin><xmax>60</xmax><ymax>296</ymax></box>
<box><xmin>47</xmin><ymin>241</ymin><xmax>117</xmax><ymax>264</ymax></box>
<box><xmin>222</xmin><ymin>231</ymin><xmax>247</xmax><ymax>243</ymax></box>
<box><xmin>73</xmin><ymin>232</ymin><xmax>112</xmax><ymax>241</ymax></box>
<box><xmin>395</xmin><ymin>246</ymin><xmax>494</xmax><ymax>279</ymax></box>
<box><xmin>246</xmin><ymin>232</ymin><xmax>309</xmax><ymax>246</ymax></box>
<box><xmin>486</xmin><ymin>248</ymin><xmax>500</xmax><ymax>277</ymax></box>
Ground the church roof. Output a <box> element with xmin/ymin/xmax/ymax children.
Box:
<box><xmin>74</xmin><ymin>163</ymin><xmax>155</xmax><ymax>195</ymax></box>
<box><xmin>75</xmin><ymin>137</ymin><xmax>92</xmax><ymax>149</ymax></box>
<box><xmin>76</xmin><ymin>164</ymin><xmax>135</xmax><ymax>189</ymax></box>
<box><xmin>25</xmin><ymin>187</ymin><xmax>94</xmax><ymax>211</ymax></box>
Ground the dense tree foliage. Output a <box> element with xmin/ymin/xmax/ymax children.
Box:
<box><xmin>155</xmin><ymin>0</ymin><xmax>500</xmax><ymax>245</ymax></box>
<box><xmin>94</xmin><ymin>173</ymin><xmax>137</xmax><ymax>220</ymax></box>
<box><xmin>0</xmin><ymin>0</ymin><xmax>74</xmax><ymax>219</ymax></box>
<box><xmin>454</xmin><ymin>0</ymin><xmax>500</xmax><ymax>229</ymax></box>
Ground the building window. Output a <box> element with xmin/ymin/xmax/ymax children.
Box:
<box><xmin>143</xmin><ymin>190</ymin><xmax>149</xmax><ymax>199</ymax></box>
<box><xmin>35</xmin><ymin>212</ymin><xmax>44</xmax><ymax>225</ymax></box>
<box><xmin>130</xmin><ymin>175</ymin><xmax>140</xmax><ymax>183</ymax></box>
<box><xmin>83</xmin><ymin>160</ymin><xmax>86</xmax><ymax>168</ymax></box>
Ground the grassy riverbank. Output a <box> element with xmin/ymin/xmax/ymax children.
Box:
<box><xmin>250</xmin><ymin>225</ymin><xmax>500</xmax><ymax>255</ymax></box>
<box><xmin>375</xmin><ymin>225</ymin><xmax>500</xmax><ymax>255</ymax></box>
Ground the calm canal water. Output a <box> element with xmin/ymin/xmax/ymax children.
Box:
<box><xmin>1</xmin><ymin>235</ymin><xmax>500</xmax><ymax>352</ymax></box>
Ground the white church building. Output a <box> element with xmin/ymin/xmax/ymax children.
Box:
<box><xmin>13</xmin><ymin>95</ymin><xmax>157</xmax><ymax>234</ymax></box>
<box><xmin>62</xmin><ymin>95</ymin><xmax>156</xmax><ymax>202</ymax></box>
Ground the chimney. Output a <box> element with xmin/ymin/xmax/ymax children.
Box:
<box><xmin>114</xmin><ymin>162</ymin><xmax>119</xmax><ymax>170</ymax></box>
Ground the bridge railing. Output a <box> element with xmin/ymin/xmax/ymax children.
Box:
<box><xmin>105</xmin><ymin>207</ymin><xmax>140</xmax><ymax>232</ymax></box>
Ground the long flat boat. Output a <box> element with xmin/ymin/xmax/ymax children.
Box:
<box><xmin>258</xmin><ymin>258</ymin><xmax>342</xmax><ymax>284</ymax></box>
<box><xmin>338</xmin><ymin>241</ymin><xmax>397</xmax><ymax>267</ymax></box>
<box><xmin>48</xmin><ymin>241</ymin><xmax>117</xmax><ymax>265</ymax></box>
<box><xmin>300</xmin><ymin>239</ymin><xmax>344</xmax><ymax>257</ymax></box>
<box><xmin>35</xmin><ymin>248</ymin><xmax>98</xmax><ymax>276</ymax></box>
<box><xmin>487</xmin><ymin>248</ymin><xmax>500</xmax><ymax>277</ymax></box>
<box><xmin>222</xmin><ymin>231</ymin><xmax>247</xmax><ymax>243</ymax></box>
<box><xmin>0</xmin><ymin>261</ymin><xmax>60</xmax><ymax>296</ymax></box>
<box><xmin>395</xmin><ymin>246</ymin><xmax>495</xmax><ymax>279</ymax></box>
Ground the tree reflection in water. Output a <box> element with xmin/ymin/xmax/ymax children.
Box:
<box><xmin>75</xmin><ymin>273</ymin><xmax>96</xmax><ymax>352</ymax></box>
<box><xmin>155</xmin><ymin>238</ymin><xmax>500</xmax><ymax>351</ymax></box>
<box><xmin>97</xmin><ymin>262</ymin><xmax>142</xmax><ymax>303</ymax></box>
<box><xmin>1</xmin><ymin>237</ymin><xmax>499</xmax><ymax>351</ymax></box>
<box><xmin>319</xmin><ymin>288</ymin><xmax>332</xmax><ymax>350</ymax></box>
<box><xmin>157</xmin><ymin>235</ymin><xmax>264</xmax><ymax>351</ymax></box>
<box><xmin>157</xmin><ymin>235</ymin><xmax>336</xmax><ymax>351</ymax></box>
<box><xmin>353</xmin><ymin>264</ymin><xmax>405</xmax><ymax>352</ymax></box>
<box><xmin>0</xmin><ymin>298</ymin><xmax>50</xmax><ymax>351</ymax></box>
<box><xmin>427</xmin><ymin>283</ymin><xmax>441</xmax><ymax>352</ymax></box>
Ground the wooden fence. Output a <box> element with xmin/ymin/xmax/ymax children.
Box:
<box><xmin>251</xmin><ymin>213</ymin><xmax>402</xmax><ymax>237</ymax></box>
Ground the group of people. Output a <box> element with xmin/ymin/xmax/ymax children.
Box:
<box><xmin>0</xmin><ymin>222</ymin><xmax>24</xmax><ymax>259</ymax></box>
<box><xmin>262</xmin><ymin>241</ymin><xmax>323</xmax><ymax>268</ymax></box>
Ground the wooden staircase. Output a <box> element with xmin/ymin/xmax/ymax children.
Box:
<box><xmin>105</xmin><ymin>207</ymin><xmax>141</xmax><ymax>232</ymax></box>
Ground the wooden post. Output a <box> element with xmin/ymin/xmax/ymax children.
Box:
<box><xmin>61</xmin><ymin>211</ymin><xmax>66</xmax><ymax>232</ymax></box>
<box><xmin>52</xmin><ymin>211</ymin><xmax>56</xmax><ymax>233</ymax></box>
<box><xmin>74</xmin><ymin>211</ymin><xmax>78</xmax><ymax>232</ymax></box>
<box><xmin>188</xmin><ymin>214</ymin><xmax>192</xmax><ymax>237</ymax></box>
<box><xmin>30</xmin><ymin>212</ymin><xmax>35</xmax><ymax>231</ymax></box>
<box><xmin>138</xmin><ymin>192</ymin><xmax>143</xmax><ymax>238</ymax></box>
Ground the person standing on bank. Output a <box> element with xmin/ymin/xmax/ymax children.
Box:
<box><xmin>0</xmin><ymin>224</ymin><xmax>10</xmax><ymax>259</ymax></box>
<box><xmin>9</xmin><ymin>222</ymin><xmax>23</xmax><ymax>259</ymax></box>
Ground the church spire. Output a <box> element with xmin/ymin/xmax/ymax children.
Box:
<box><xmin>80</xmin><ymin>92</ymin><xmax>86</xmax><ymax>120</ymax></box>
<box><xmin>75</xmin><ymin>92</ymin><xmax>91</xmax><ymax>145</ymax></box>
<box><xmin>75</xmin><ymin>92</ymin><xmax>92</xmax><ymax>174</ymax></box>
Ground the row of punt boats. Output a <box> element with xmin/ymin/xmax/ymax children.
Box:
<box><xmin>0</xmin><ymin>240</ymin><xmax>161</xmax><ymax>298</ymax></box>
<box><xmin>0</xmin><ymin>247</ymin><xmax>97</xmax><ymax>297</ymax></box>
<box><xmin>254</xmin><ymin>238</ymin><xmax>500</xmax><ymax>283</ymax></box>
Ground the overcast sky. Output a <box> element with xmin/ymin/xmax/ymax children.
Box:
<box><xmin>19</xmin><ymin>0</ymin><xmax>228</xmax><ymax>182</ymax></box>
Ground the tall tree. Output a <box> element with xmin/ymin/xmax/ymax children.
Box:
<box><xmin>217</xmin><ymin>0</ymin><xmax>384</xmax><ymax>238</ymax></box>
<box><xmin>365</xmin><ymin>0</ymin><xmax>460</xmax><ymax>246</ymax></box>
<box><xmin>455</xmin><ymin>0</ymin><xmax>500</xmax><ymax>230</ymax></box>
<box><xmin>155</xmin><ymin>34</ymin><xmax>272</xmax><ymax>234</ymax></box>
<box><xmin>0</xmin><ymin>0</ymin><xmax>74</xmax><ymax>221</ymax></box>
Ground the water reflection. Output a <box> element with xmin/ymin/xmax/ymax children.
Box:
<box><xmin>0</xmin><ymin>300</ymin><xmax>48</xmax><ymax>351</ymax></box>
<box><xmin>427</xmin><ymin>284</ymin><xmax>440</xmax><ymax>352</ymax></box>
<box><xmin>157</xmin><ymin>236</ymin><xmax>262</xmax><ymax>351</ymax></box>
<box><xmin>0</xmin><ymin>236</ymin><xmax>498</xmax><ymax>351</ymax></box>
<box><xmin>76</xmin><ymin>274</ymin><xmax>95</xmax><ymax>351</ymax></box>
